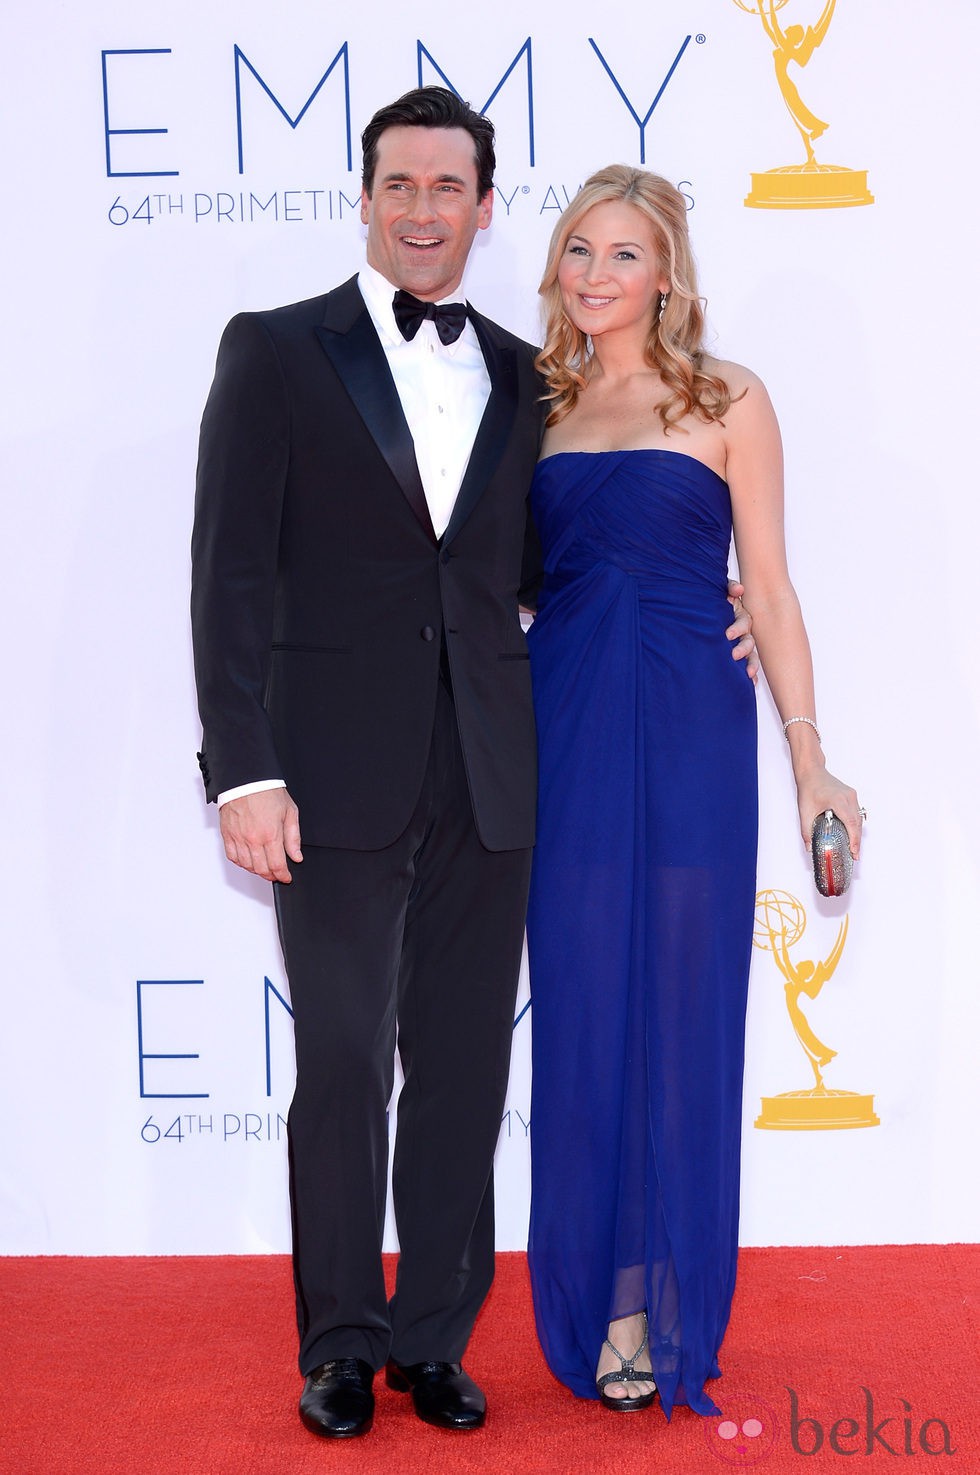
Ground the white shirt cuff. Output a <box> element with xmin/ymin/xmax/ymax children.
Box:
<box><xmin>217</xmin><ymin>779</ymin><xmax>287</xmax><ymax>807</ymax></box>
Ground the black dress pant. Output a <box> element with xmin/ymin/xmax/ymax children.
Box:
<box><xmin>274</xmin><ymin>682</ymin><xmax>532</xmax><ymax>1374</ymax></box>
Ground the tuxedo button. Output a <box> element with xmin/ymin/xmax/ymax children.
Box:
<box><xmin>420</xmin><ymin>625</ymin><xmax>436</xmax><ymax>642</ymax></box>
<box><xmin>441</xmin><ymin>550</ymin><xmax>453</xmax><ymax>564</ymax></box>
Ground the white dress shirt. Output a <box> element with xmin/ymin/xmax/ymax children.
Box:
<box><xmin>217</xmin><ymin>264</ymin><xmax>491</xmax><ymax>808</ymax></box>
<box><xmin>357</xmin><ymin>261</ymin><xmax>491</xmax><ymax>537</ymax></box>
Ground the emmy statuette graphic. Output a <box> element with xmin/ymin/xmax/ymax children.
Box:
<box><xmin>753</xmin><ymin>890</ymin><xmax>879</xmax><ymax>1129</ymax></box>
<box><xmin>734</xmin><ymin>0</ymin><xmax>873</xmax><ymax>208</ymax></box>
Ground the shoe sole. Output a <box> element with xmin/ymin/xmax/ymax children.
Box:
<box><xmin>415</xmin><ymin>1409</ymin><xmax>485</xmax><ymax>1431</ymax></box>
<box><xmin>598</xmin><ymin>1391</ymin><xmax>657</xmax><ymax>1413</ymax></box>
<box><xmin>300</xmin><ymin>1413</ymin><xmax>373</xmax><ymax>1438</ymax></box>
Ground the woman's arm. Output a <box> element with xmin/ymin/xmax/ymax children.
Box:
<box><xmin>723</xmin><ymin>366</ymin><xmax>863</xmax><ymax>858</ymax></box>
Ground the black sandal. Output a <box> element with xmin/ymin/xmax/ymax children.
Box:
<box><xmin>595</xmin><ymin>1318</ymin><xmax>657</xmax><ymax>1412</ymax></box>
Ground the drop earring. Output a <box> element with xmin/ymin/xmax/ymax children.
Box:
<box><xmin>658</xmin><ymin>292</ymin><xmax>668</xmax><ymax>322</ymax></box>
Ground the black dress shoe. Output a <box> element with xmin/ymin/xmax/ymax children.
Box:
<box><xmin>385</xmin><ymin>1360</ymin><xmax>486</xmax><ymax>1430</ymax></box>
<box><xmin>299</xmin><ymin>1358</ymin><xmax>375</xmax><ymax>1438</ymax></box>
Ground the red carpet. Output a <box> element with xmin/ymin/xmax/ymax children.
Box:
<box><xmin>2</xmin><ymin>1247</ymin><xmax>977</xmax><ymax>1473</ymax></box>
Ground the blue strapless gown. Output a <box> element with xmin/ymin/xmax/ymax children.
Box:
<box><xmin>526</xmin><ymin>450</ymin><xmax>758</xmax><ymax>1417</ymax></box>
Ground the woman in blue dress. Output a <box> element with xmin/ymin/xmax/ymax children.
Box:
<box><xmin>525</xmin><ymin>166</ymin><xmax>862</xmax><ymax>1418</ymax></box>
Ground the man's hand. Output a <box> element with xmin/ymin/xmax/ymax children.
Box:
<box><xmin>219</xmin><ymin>788</ymin><xmax>303</xmax><ymax>884</ymax></box>
<box><xmin>726</xmin><ymin>579</ymin><xmax>759</xmax><ymax>684</ymax></box>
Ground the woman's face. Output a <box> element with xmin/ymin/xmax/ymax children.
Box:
<box><xmin>556</xmin><ymin>199</ymin><xmax>668</xmax><ymax>342</ymax></box>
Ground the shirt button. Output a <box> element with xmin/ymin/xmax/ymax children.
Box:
<box><xmin>420</xmin><ymin>625</ymin><xmax>436</xmax><ymax>642</ymax></box>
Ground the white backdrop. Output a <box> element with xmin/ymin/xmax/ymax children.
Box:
<box><xmin>2</xmin><ymin>1</ymin><xmax>978</xmax><ymax>1255</ymax></box>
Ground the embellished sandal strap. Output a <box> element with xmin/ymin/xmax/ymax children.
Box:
<box><xmin>597</xmin><ymin>1365</ymin><xmax>653</xmax><ymax>1390</ymax></box>
<box><xmin>597</xmin><ymin>1327</ymin><xmax>653</xmax><ymax>1388</ymax></box>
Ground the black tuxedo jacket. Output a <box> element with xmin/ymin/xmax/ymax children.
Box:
<box><xmin>191</xmin><ymin>277</ymin><xmax>543</xmax><ymax>852</ymax></box>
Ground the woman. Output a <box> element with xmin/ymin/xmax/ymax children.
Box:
<box><xmin>524</xmin><ymin>166</ymin><xmax>861</xmax><ymax>1419</ymax></box>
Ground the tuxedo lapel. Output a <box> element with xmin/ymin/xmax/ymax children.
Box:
<box><xmin>314</xmin><ymin>282</ymin><xmax>436</xmax><ymax>544</ymax></box>
<box><xmin>442</xmin><ymin>310</ymin><xmax>520</xmax><ymax>547</ymax></box>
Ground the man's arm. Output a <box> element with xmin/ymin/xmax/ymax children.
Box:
<box><xmin>191</xmin><ymin>313</ymin><xmax>291</xmax><ymax>795</ymax></box>
<box><xmin>191</xmin><ymin>313</ymin><xmax>301</xmax><ymax>878</ymax></box>
<box><xmin>518</xmin><ymin>498</ymin><xmax>543</xmax><ymax>612</ymax></box>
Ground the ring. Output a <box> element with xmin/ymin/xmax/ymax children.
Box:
<box><xmin>859</xmin><ymin>807</ymin><xmax>867</xmax><ymax>821</ymax></box>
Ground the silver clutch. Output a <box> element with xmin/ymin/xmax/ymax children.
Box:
<box><xmin>811</xmin><ymin>810</ymin><xmax>853</xmax><ymax>897</ymax></box>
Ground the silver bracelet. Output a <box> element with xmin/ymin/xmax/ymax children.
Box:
<box><xmin>782</xmin><ymin>715</ymin><xmax>821</xmax><ymax>744</ymax></box>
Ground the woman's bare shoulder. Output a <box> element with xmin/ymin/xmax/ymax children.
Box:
<box><xmin>702</xmin><ymin>355</ymin><xmax>768</xmax><ymax>399</ymax></box>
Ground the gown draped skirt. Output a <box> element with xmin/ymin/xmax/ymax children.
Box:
<box><xmin>525</xmin><ymin>450</ymin><xmax>758</xmax><ymax>1417</ymax></box>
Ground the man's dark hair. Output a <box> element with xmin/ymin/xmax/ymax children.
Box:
<box><xmin>361</xmin><ymin>86</ymin><xmax>495</xmax><ymax>199</ymax></box>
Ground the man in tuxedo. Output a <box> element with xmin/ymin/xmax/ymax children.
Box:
<box><xmin>191</xmin><ymin>88</ymin><xmax>543</xmax><ymax>1440</ymax></box>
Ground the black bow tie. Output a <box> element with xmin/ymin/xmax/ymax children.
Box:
<box><xmin>392</xmin><ymin>289</ymin><xmax>468</xmax><ymax>346</ymax></box>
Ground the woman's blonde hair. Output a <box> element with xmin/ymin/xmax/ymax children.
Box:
<box><xmin>536</xmin><ymin>165</ymin><xmax>735</xmax><ymax>430</ymax></box>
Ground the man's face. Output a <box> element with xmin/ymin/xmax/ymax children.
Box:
<box><xmin>361</xmin><ymin>125</ymin><xmax>493</xmax><ymax>301</ymax></box>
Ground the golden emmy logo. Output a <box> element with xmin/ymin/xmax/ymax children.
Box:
<box><xmin>753</xmin><ymin>889</ymin><xmax>879</xmax><ymax>1129</ymax></box>
<box><xmin>734</xmin><ymin>0</ymin><xmax>873</xmax><ymax>209</ymax></box>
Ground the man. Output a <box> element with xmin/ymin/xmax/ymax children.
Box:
<box><xmin>192</xmin><ymin>86</ymin><xmax>753</xmax><ymax>1440</ymax></box>
<box><xmin>192</xmin><ymin>88</ymin><xmax>542</xmax><ymax>1440</ymax></box>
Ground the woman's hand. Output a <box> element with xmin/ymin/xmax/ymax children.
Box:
<box><xmin>795</xmin><ymin>769</ymin><xmax>864</xmax><ymax>860</ymax></box>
